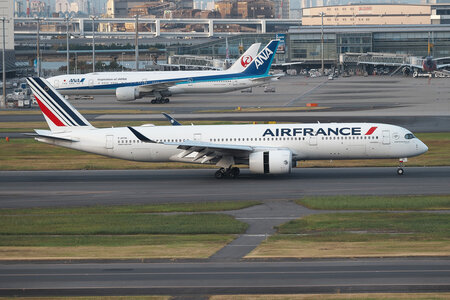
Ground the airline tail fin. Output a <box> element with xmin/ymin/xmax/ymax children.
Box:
<box><xmin>27</xmin><ymin>77</ymin><xmax>93</xmax><ymax>132</ymax></box>
<box><xmin>241</xmin><ymin>40</ymin><xmax>279</xmax><ymax>76</ymax></box>
<box><xmin>227</xmin><ymin>43</ymin><xmax>261</xmax><ymax>73</ymax></box>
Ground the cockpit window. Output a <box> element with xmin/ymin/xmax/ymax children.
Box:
<box><xmin>405</xmin><ymin>133</ymin><xmax>415</xmax><ymax>140</ymax></box>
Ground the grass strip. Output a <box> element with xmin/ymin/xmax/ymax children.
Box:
<box><xmin>296</xmin><ymin>195</ymin><xmax>450</xmax><ymax>211</ymax></box>
<box><xmin>0</xmin><ymin>202</ymin><xmax>248</xmax><ymax>258</ymax></box>
<box><xmin>0</xmin><ymin>234</ymin><xmax>234</xmax><ymax>247</ymax></box>
<box><xmin>249</xmin><ymin>239</ymin><xmax>450</xmax><ymax>259</ymax></box>
<box><xmin>276</xmin><ymin>212</ymin><xmax>449</xmax><ymax>237</ymax></box>
<box><xmin>0</xmin><ymin>132</ymin><xmax>448</xmax><ymax>170</ymax></box>
<box><xmin>249</xmin><ymin>212</ymin><xmax>450</xmax><ymax>258</ymax></box>
<box><xmin>211</xmin><ymin>293</ymin><xmax>450</xmax><ymax>300</ymax></box>
<box><xmin>0</xmin><ymin>297</ymin><xmax>170</xmax><ymax>300</ymax></box>
<box><xmin>0</xmin><ymin>213</ymin><xmax>248</xmax><ymax>235</ymax></box>
<box><xmin>0</xmin><ymin>201</ymin><xmax>261</xmax><ymax>215</ymax></box>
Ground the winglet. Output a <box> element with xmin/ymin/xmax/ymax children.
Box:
<box><xmin>128</xmin><ymin>126</ymin><xmax>157</xmax><ymax>143</ymax></box>
<box><xmin>162</xmin><ymin>113</ymin><xmax>182</xmax><ymax>126</ymax></box>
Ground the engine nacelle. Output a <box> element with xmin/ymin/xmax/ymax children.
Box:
<box><xmin>115</xmin><ymin>86</ymin><xmax>140</xmax><ymax>101</ymax></box>
<box><xmin>249</xmin><ymin>150</ymin><xmax>292</xmax><ymax>174</ymax></box>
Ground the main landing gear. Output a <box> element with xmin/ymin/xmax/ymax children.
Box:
<box><xmin>397</xmin><ymin>158</ymin><xmax>407</xmax><ymax>175</ymax></box>
<box><xmin>150</xmin><ymin>97</ymin><xmax>170</xmax><ymax>104</ymax></box>
<box><xmin>215</xmin><ymin>167</ymin><xmax>240</xmax><ymax>179</ymax></box>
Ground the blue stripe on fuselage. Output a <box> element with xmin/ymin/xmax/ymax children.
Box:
<box><xmin>57</xmin><ymin>73</ymin><xmax>269</xmax><ymax>92</ymax></box>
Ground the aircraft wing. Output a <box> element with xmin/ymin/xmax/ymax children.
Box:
<box><xmin>358</xmin><ymin>61</ymin><xmax>405</xmax><ymax>67</ymax></box>
<box><xmin>128</xmin><ymin>126</ymin><xmax>256</xmax><ymax>164</ymax></box>
<box><xmin>437</xmin><ymin>63</ymin><xmax>450</xmax><ymax>69</ymax></box>
<box><xmin>272</xmin><ymin>62</ymin><xmax>305</xmax><ymax>67</ymax></box>
<box><xmin>250</xmin><ymin>74</ymin><xmax>283</xmax><ymax>84</ymax></box>
<box><xmin>433</xmin><ymin>56</ymin><xmax>450</xmax><ymax>61</ymax></box>
<box><xmin>137</xmin><ymin>79</ymin><xmax>186</xmax><ymax>93</ymax></box>
<box><xmin>167</xmin><ymin>140</ymin><xmax>255</xmax><ymax>164</ymax></box>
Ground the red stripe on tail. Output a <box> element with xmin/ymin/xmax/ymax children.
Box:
<box><xmin>35</xmin><ymin>96</ymin><xmax>65</xmax><ymax>127</ymax></box>
<box><xmin>365</xmin><ymin>126</ymin><xmax>377</xmax><ymax>135</ymax></box>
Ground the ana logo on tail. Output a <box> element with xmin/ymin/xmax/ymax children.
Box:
<box><xmin>255</xmin><ymin>47</ymin><xmax>274</xmax><ymax>70</ymax></box>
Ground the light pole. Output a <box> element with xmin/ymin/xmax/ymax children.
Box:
<box><xmin>65</xmin><ymin>14</ymin><xmax>71</xmax><ymax>74</ymax></box>
<box><xmin>135</xmin><ymin>14</ymin><xmax>139</xmax><ymax>71</ymax></box>
<box><xmin>74</xmin><ymin>52</ymin><xmax>78</xmax><ymax>74</ymax></box>
<box><xmin>35</xmin><ymin>16</ymin><xmax>42</xmax><ymax>77</ymax></box>
<box><xmin>1</xmin><ymin>17</ymin><xmax>7</xmax><ymax>108</ymax></box>
<box><xmin>90</xmin><ymin>15</ymin><xmax>97</xmax><ymax>72</ymax></box>
<box><xmin>320</xmin><ymin>12</ymin><xmax>325</xmax><ymax>76</ymax></box>
<box><xmin>121</xmin><ymin>52</ymin><xmax>124</xmax><ymax>72</ymax></box>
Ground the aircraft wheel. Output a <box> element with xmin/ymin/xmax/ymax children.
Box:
<box><xmin>230</xmin><ymin>167</ymin><xmax>240</xmax><ymax>178</ymax></box>
<box><xmin>397</xmin><ymin>168</ymin><xmax>404</xmax><ymax>176</ymax></box>
<box><xmin>164</xmin><ymin>98</ymin><xmax>170</xmax><ymax>103</ymax></box>
<box><xmin>151</xmin><ymin>99</ymin><xmax>156</xmax><ymax>104</ymax></box>
<box><xmin>215</xmin><ymin>169</ymin><xmax>225</xmax><ymax>179</ymax></box>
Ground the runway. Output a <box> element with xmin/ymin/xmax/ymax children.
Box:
<box><xmin>0</xmin><ymin>167</ymin><xmax>449</xmax><ymax>208</ymax></box>
<box><xmin>1</xmin><ymin>258</ymin><xmax>449</xmax><ymax>296</ymax></box>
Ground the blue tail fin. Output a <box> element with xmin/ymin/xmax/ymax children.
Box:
<box><xmin>241</xmin><ymin>40</ymin><xmax>279</xmax><ymax>76</ymax></box>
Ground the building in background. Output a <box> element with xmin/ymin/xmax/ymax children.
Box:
<box><xmin>194</xmin><ymin>0</ymin><xmax>215</xmax><ymax>10</ymax></box>
<box><xmin>0</xmin><ymin>0</ymin><xmax>15</xmax><ymax>76</ymax></box>
<box><xmin>215</xmin><ymin>0</ymin><xmax>274</xmax><ymax>18</ymax></box>
<box><xmin>273</xmin><ymin>0</ymin><xmax>290</xmax><ymax>18</ymax></box>
<box><xmin>302</xmin><ymin>4</ymin><xmax>450</xmax><ymax>26</ymax></box>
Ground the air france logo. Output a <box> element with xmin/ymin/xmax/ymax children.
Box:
<box><xmin>255</xmin><ymin>48</ymin><xmax>274</xmax><ymax>69</ymax></box>
<box><xmin>262</xmin><ymin>127</ymin><xmax>378</xmax><ymax>137</ymax></box>
<box><xmin>69</xmin><ymin>78</ymin><xmax>85</xmax><ymax>83</ymax></box>
<box><xmin>241</xmin><ymin>55</ymin><xmax>253</xmax><ymax>67</ymax></box>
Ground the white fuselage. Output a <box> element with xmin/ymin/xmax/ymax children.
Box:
<box><xmin>47</xmin><ymin>71</ymin><xmax>266</xmax><ymax>96</ymax></box>
<box><xmin>37</xmin><ymin>123</ymin><xmax>428</xmax><ymax>164</ymax></box>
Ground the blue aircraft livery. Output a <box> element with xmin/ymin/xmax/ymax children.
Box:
<box><xmin>46</xmin><ymin>40</ymin><xmax>282</xmax><ymax>103</ymax></box>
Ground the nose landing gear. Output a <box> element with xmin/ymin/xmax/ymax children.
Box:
<box><xmin>215</xmin><ymin>167</ymin><xmax>240</xmax><ymax>179</ymax></box>
<box><xmin>397</xmin><ymin>158</ymin><xmax>407</xmax><ymax>175</ymax></box>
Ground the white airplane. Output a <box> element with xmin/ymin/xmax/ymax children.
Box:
<box><xmin>27</xmin><ymin>77</ymin><xmax>428</xmax><ymax>178</ymax></box>
<box><xmin>46</xmin><ymin>41</ymin><xmax>277</xmax><ymax>104</ymax></box>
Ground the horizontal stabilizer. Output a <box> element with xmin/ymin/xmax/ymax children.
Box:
<box><xmin>24</xmin><ymin>130</ymin><xmax>79</xmax><ymax>142</ymax></box>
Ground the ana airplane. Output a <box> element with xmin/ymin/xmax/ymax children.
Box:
<box><xmin>27</xmin><ymin>77</ymin><xmax>428</xmax><ymax>178</ymax></box>
<box><xmin>46</xmin><ymin>41</ymin><xmax>278</xmax><ymax>104</ymax></box>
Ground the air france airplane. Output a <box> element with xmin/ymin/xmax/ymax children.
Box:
<box><xmin>46</xmin><ymin>41</ymin><xmax>279</xmax><ymax>104</ymax></box>
<box><xmin>27</xmin><ymin>77</ymin><xmax>428</xmax><ymax>178</ymax></box>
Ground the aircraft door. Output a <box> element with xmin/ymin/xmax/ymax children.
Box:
<box><xmin>188</xmin><ymin>78</ymin><xmax>193</xmax><ymax>87</ymax></box>
<box><xmin>106</xmin><ymin>135</ymin><xmax>114</xmax><ymax>149</ymax></box>
<box><xmin>88</xmin><ymin>79</ymin><xmax>94</xmax><ymax>87</ymax></box>
<box><xmin>309</xmin><ymin>135</ymin><xmax>317</xmax><ymax>146</ymax></box>
<box><xmin>53</xmin><ymin>80</ymin><xmax>59</xmax><ymax>88</ymax></box>
<box><xmin>193</xmin><ymin>133</ymin><xmax>202</xmax><ymax>141</ymax></box>
<box><xmin>382</xmin><ymin>130</ymin><xmax>390</xmax><ymax>145</ymax></box>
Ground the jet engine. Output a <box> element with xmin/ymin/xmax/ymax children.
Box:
<box><xmin>116</xmin><ymin>87</ymin><xmax>140</xmax><ymax>101</ymax></box>
<box><xmin>249</xmin><ymin>150</ymin><xmax>292</xmax><ymax>174</ymax></box>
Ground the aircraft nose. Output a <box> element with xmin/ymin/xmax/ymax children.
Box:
<box><xmin>417</xmin><ymin>140</ymin><xmax>428</xmax><ymax>155</ymax></box>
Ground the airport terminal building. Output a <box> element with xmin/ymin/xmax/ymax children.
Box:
<box><xmin>175</xmin><ymin>4</ymin><xmax>450</xmax><ymax>70</ymax></box>
<box><xmin>175</xmin><ymin>24</ymin><xmax>450</xmax><ymax>68</ymax></box>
